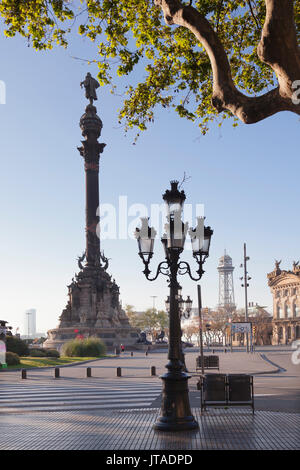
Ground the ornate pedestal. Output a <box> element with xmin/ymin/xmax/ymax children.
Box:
<box><xmin>44</xmin><ymin>264</ymin><xmax>139</xmax><ymax>351</ymax></box>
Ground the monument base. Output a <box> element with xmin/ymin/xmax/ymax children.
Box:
<box><xmin>44</xmin><ymin>263</ymin><xmax>140</xmax><ymax>353</ymax></box>
<box><xmin>44</xmin><ymin>326</ymin><xmax>139</xmax><ymax>353</ymax></box>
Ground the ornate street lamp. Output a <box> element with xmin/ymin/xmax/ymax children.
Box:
<box><xmin>135</xmin><ymin>181</ymin><xmax>213</xmax><ymax>432</ymax></box>
<box><xmin>178</xmin><ymin>290</ymin><xmax>185</xmax><ymax>314</ymax></box>
<box><xmin>180</xmin><ymin>294</ymin><xmax>193</xmax><ymax>320</ymax></box>
<box><xmin>165</xmin><ymin>296</ymin><xmax>170</xmax><ymax>313</ymax></box>
<box><xmin>184</xmin><ymin>296</ymin><xmax>193</xmax><ymax>317</ymax></box>
<box><xmin>166</xmin><ymin>290</ymin><xmax>193</xmax><ymax>369</ymax></box>
<box><xmin>177</xmin><ymin>290</ymin><xmax>193</xmax><ymax>372</ymax></box>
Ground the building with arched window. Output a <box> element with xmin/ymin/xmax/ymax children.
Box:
<box><xmin>268</xmin><ymin>261</ymin><xmax>300</xmax><ymax>344</ymax></box>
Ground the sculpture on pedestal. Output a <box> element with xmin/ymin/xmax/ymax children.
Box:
<box><xmin>44</xmin><ymin>74</ymin><xmax>139</xmax><ymax>351</ymax></box>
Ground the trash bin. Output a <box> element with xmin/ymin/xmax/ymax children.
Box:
<box><xmin>199</xmin><ymin>373</ymin><xmax>254</xmax><ymax>414</ymax></box>
<box><xmin>227</xmin><ymin>374</ymin><xmax>252</xmax><ymax>403</ymax></box>
<box><xmin>203</xmin><ymin>374</ymin><xmax>227</xmax><ymax>403</ymax></box>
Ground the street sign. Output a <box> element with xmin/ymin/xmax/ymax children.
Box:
<box><xmin>231</xmin><ymin>322</ymin><xmax>252</xmax><ymax>334</ymax></box>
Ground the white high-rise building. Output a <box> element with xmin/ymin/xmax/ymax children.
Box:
<box><xmin>24</xmin><ymin>309</ymin><xmax>36</xmax><ymax>338</ymax></box>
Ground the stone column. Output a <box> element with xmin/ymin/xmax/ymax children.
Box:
<box><xmin>78</xmin><ymin>104</ymin><xmax>106</xmax><ymax>267</ymax></box>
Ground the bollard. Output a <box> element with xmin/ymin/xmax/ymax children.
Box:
<box><xmin>145</xmin><ymin>351</ymin><xmax>148</xmax><ymax>356</ymax></box>
<box><xmin>212</xmin><ymin>349</ymin><xmax>215</xmax><ymax>354</ymax></box>
<box><xmin>54</xmin><ymin>367</ymin><xmax>60</xmax><ymax>378</ymax></box>
<box><xmin>21</xmin><ymin>369</ymin><xmax>27</xmax><ymax>379</ymax></box>
<box><xmin>131</xmin><ymin>352</ymin><xmax>133</xmax><ymax>357</ymax></box>
<box><xmin>115</xmin><ymin>347</ymin><xmax>120</xmax><ymax>356</ymax></box>
<box><xmin>224</xmin><ymin>349</ymin><xmax>227</xmax><ymax>354</ymax></box>
<box><xmin>87</xmin><ymin>367</ymin><xmax>92</xmax><ymax>378</ymax></box>
<box><xmin>150</xmin><ymin>366</ymin><xmax>156</xmax><ymax>376</ymax></box>
<box><xmin>116</xmin><ymin>367</ymin><xmax>122</xmax><ymax>377</ymax></box>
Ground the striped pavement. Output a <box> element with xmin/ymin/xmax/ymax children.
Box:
<box><xmin>0</xmin><ymin>379</ymin><xmax>162</xmax><ymax>413</ymax></box>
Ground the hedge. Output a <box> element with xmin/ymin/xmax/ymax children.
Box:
<box><xmin>62</xmin><ymin>337</ymin><xmax>106</xmax><ymax>357</ymax></box>
<box><xmin>5</xmin><ymin>351</ymin><xmax>20</xmax><ymax>366</ymax></box>
<box><xmin>45</xmin><ymin>349</ymin><xmax>60</xmax><ymax>358</ymax></box>
<box><xmin>6</xmin><ymin>336</ymin><xmax>29</xmax><ymax>356</ymax></box>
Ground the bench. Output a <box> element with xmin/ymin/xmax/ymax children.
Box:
<box><xmin>196</xmin><ymin>355</ymin><xmax>220</xmax><ymax>371</ymax></box>
<box><xmin>197</xmin><ymin>373</ymin><xmax>254</xmax><ymax>414</ymax></box>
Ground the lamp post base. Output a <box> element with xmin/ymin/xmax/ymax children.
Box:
<box><xmin>153</xmin><ymin>371</ymin><xmax>199</xmax><ymax>432</ymax></box>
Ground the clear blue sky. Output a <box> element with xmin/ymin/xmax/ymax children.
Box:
<box><xmin>0</xmin><ymin>28</ymin><xmax>299</xmax><ymax>335</ymax></box>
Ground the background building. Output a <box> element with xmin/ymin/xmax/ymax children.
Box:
<box><xmin>23</xmin><ymin>309</ymin><xmax>36</xmax><ymax>338</ymax></box>
<box><xmin>268</xmin><ymin>261</ymin><xmax>300</xmax><ymax>344</ymax></box>
<box><xmin>21</xmin><ymin>309</ymin><xmax>46</xmax><ymax>340</ymax></box>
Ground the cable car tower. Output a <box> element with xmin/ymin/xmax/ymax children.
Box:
<box><xmin>218</xmin><ymin>250</ymin><xmax>236</xmax><ymax>315</ymax></box>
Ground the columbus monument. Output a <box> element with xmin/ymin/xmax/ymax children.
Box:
<box><xmin>44</xmin><ymin>73</ymin><xmax>139</xmax><ymax>351</ymax></box>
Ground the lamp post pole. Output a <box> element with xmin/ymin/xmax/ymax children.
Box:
<box><xmin>178</xmin><ymin>290</ymin><xmax>193</xmax><ymax>373</ymax></box>
<box><xmin>197</xmin><ymin>285</ymin><xmax>205</xmax><ymax>375</ymax></box>
<box><xmin>135</xmin><ymin>181</ymin><xmax>213</xmax><ymax>432</ymax></box>
<box><xmin>240</xmin><ymin>243</ymin><xmax>252</xmax><ymax>353</ymax></box>
<box><xmin>157</xmin><ymin>249</ymin><xmax>196</xmax><ymax>431</ymax></box>
<box><xmin>244</xmin><ymin>244</ymin><xmax>249</xmax><ymax>352</ymax></box>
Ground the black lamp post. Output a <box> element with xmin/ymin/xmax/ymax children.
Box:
<box><xmin>135</xmin><ymin>181</ymin><xmax>213</xmax><ymax>431</ymax></box>
<box><xmin>180</xmin><ymin>294</ymin><xmax>193</xmax><ymax>320</ymax></box>
<box><xmin>166</xmin><ymin>290</ymin><xmax>193</xmax><ymax>372</ymax></box>
<box><xmin>179</xmin><ymin>290</ymin><xmax>193</xmax><ymax>371</ymax></box>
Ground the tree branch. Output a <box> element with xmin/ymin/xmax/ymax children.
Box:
<box><xmin>247</xmin><ymin>0</ymin><xmax>260</xmax><ymax>30</ymax></box>
<box><xmin>257</xmin><ymin>0</ymin><xmax>300</xmax><ymax>97</ymax></box>
<box><xmin>154</xmin><ymin>0</ymin><xmax>300</xmax><ymax>124</ymax></box>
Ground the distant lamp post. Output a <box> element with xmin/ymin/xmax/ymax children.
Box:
<box><xmin>178</xmin><ymin>291</ymin><xmax>193</xmax><ymax>372</ymax></box>
<box><xmin>165</xmin><ymin>296</ymin><xmax>170</xmax><ymax>313</ymax></box>
<box><xmin>184</xmin><ymin>295</ymin><xmax>193</xmax><ymax>318</ymax></box>
<box><xmin>205</xmin><ymin>323</ymin><xmax>211</xmax><ymax>349</ymax></box>
<box><xmin>240</xmin><ymin>243</ymin><xmax>252</xmax><ymax>352</ymax></box>
<box><xmin>135</xmin><ymin>180</ymin><xmax>213</xmax><ymax>432</ymax></box>
<box><xmin>167</xmin><ymin>287</ymin><xmax>193</xmax><ymax>372</ymax></box>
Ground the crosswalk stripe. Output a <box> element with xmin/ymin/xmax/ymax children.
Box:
<box><xmin>0</xmin><ymin>393</ymin><xmax>160</xmax><ymax>403</ymax></box>
<box><xmin>0</xmin><ymin>381</ymin><xmax>162</xmax><ymax>412</ymax></box>
<box><xmin>0</xmin><ymin>386</ymin><xmax>162</xmax><ymax>394</ymax></box>
<box><xmin>0</xmin><ymin>403</ymin><xmax>153</xmax><ymax>412</ymax></box>
<box><xmin>0</xmin><ymin>389</ymin><xmax>161</xmax><ymax>397</ymax></box>
<box><xmin>0</xmin><ymin>396</ymin><xmax>159</xmax><ymax>406</ymax></box>
<box><xmin>0</xmin><ymin>382</ymin><xmax>160</xmax><ymax>390</ymax></box>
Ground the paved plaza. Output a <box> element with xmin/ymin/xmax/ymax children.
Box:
<box><xmin>1</xmin><ymin>408</ymin><xmax>299</xmax><ymax>450</ymax></box>
<box><xmin>0</xmin><ymin>347</ymin><xmax>299</xmax><ymax>450</ymax></box>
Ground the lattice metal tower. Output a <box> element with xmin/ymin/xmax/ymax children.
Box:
<box><xmin>218</xmin><ymin>250</ymin><xmax>236</xmax><ymax>313</ymax></box>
